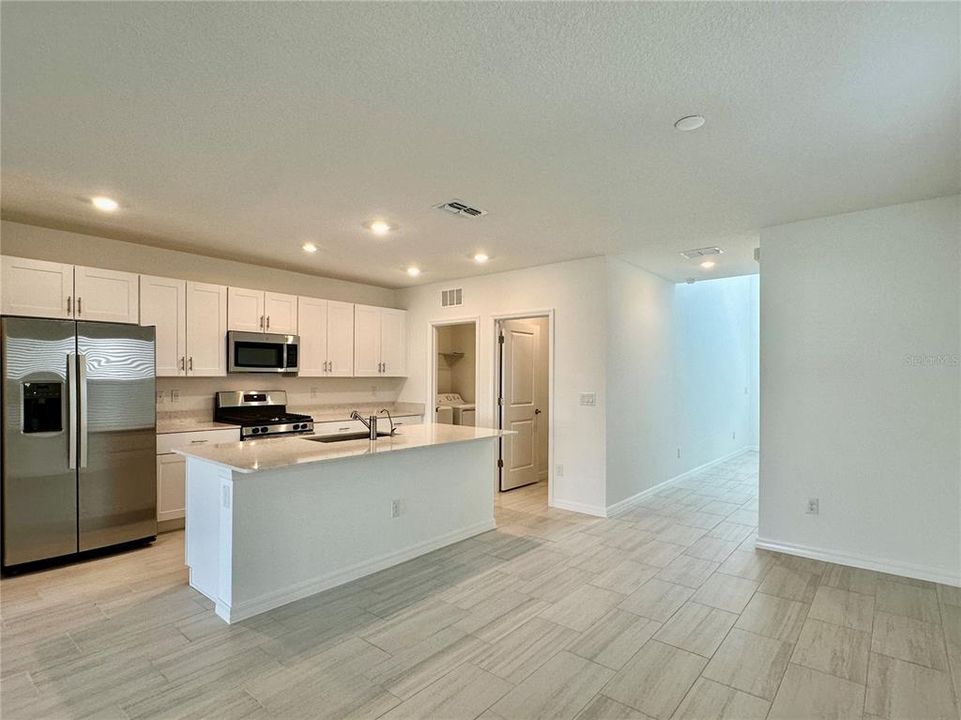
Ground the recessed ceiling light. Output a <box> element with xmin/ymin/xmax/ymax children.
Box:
<box><xmin>674</xmin><ymin>115</ymin><xmax>706</xmax><ymax>132</ymax></box>
<box><xmin>90</xmin><ymin>196</ymin><xmax>119</xmax><ymax>212</ymax></box>
<box><xmin>368</xmin><ymin>220</ymin><xmax>392</xmax><ymax>236</ymax></box>
<box><xmin>406</xmin><ymin>266</ymin><xmax>421</xmax><ymax>277</ymax></box>
<box><xmin>302</xmin><ymin>242</ymin><xmax>318</xmax><ymax>253</ymax></box>
<box><xmin>473</xmin><ymin>253</ymin><xmax>489</xmax><ymax>263</ymax></box>
<box><xmin>700</xmin><ymin>260</ymin><xmax>716</xmax><ymax>269</ymax></box>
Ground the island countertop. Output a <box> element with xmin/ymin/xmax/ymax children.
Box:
<box><xmin>173</xmin><ymin>423</ymin><xmax>506</xmax><ymax>474</ymax></box>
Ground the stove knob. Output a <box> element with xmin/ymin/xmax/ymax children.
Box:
<box><xmin>251</xmin><ymin>427</ymin><xmax>260</xmax><ymax>434</ymax></box>
<box><xmin>261</xmin><ymin>426</ymin><xmax>269</xmax><ymax>433</ymax></box>
<box><xmin>295</xmin><ymin>423</ymin><xmax>303</xmax><ymax>430</ymax></box>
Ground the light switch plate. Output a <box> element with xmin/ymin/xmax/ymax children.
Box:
<box><xmin>579</xmin><ymin>392</ymin><xmax>596</xmax><ymax>406</ymax></box>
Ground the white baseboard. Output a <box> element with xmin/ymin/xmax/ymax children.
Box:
<box><xmin>606</xmin><ymin>447</ymin><xmax>754</xmax><ymax>517</ymax></box>
<box><xmin>550</xmin><ymin>498</ymin><xmax>607</xmax><ymax>518</ymax></box>
<box><xmin>755</xmin><ymin>537</ymin><xmax>961</xmax><ymax>588</ymax></box>
<box><xmin>213</xmin><ymin>519</ymin><xmax>497</xmax><ymax>623</ymax></box>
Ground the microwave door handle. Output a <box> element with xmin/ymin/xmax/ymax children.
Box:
<box><xmin>67</xmin><ymin>353</ymin><xmax>78</xmax><ymax>470</ymax></box>
<box><xmin>78</xmin><ymin>354</ymin><xmax>88</xmax><ymax>469</ymax></box>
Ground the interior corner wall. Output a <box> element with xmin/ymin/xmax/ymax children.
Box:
<box><xmin>758</xmin><ymin>195</ymin><xmax>961</xmax><ymax>584</ymax></box>
<box><xmin>605</xmin><ymin>258</ymin><xmax>759</xmax><ymax>511</ymax></box>
<box><xmin>397</xmin><ymin>256</ymin><xmax>608</xmax><ymax>516</ymax></box>
<box><xmin>605</xmin><ymin>258</ymin><xmax>677</xmax><ymax>508</ymax></box>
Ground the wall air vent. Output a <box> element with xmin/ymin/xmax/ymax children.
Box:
<box><xmin>436</xmin><ymin>199</ymin><xmax>487</xmax><ymax>218</ymax></box>
<box><xmin>680</xmin><ymin>246</ymin><xmax>723</xmax><ymax>260</ymax></box>
<box><xmin>441</xmin><ymin>288</ymin><xmax>463</xmax><ymax>308</ymax></box>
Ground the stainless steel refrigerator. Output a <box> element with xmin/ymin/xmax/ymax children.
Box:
<box><xmin>1</xmin><ymin>317</ymin><xmax>157</xmax><ymax>568</ymax></box>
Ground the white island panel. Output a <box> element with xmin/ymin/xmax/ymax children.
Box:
<box><xmin>185</xmin><ymin>431</ymin><xmax>497</xmax><ymax>622</ymax></box>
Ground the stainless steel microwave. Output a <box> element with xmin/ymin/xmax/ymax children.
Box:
<box><xmin>227</xmin><ymin>331</ymin><xmax>299</xmax><ymax>373</ymax></box>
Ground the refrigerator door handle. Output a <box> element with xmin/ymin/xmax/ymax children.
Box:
<box><xmin>78</xmin><ymin>354</ymin><xmax>88</xmax><ymax>469</ymax></box>
<box><xmin>67</xmin><ymin>353</ymin><xmax>78</xmax><ymax>470</ymax></box>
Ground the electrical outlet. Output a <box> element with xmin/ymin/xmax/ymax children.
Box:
<box><xmin>170</xmin><ymin>389</ymin><xmax>180</xmax><ymax>403</ymax></box>
<box><xmin>579</xmin><ymin>392</ymin><xmax>596</xmax><ymax>406</ymax></box>
<box><xmin>370</xmin><ymin>385</ymin><xmax>379</xmax><ymax>397</ymax></box>
<box><xmin>390</xmin><ymin>499</ymin><xmax>402</xmax><ymax>518</ymax></box>
<box><xmin>806</xmin><ymin>498</ymin><xmax>819</xmax><ymax>515</ymax></box>
<box><xmin>311</xmin><ymin>386</ymin><xmax>320</xmax><ymax>399</ymax></box>
<box><xmin>555</xmin><ymin>464</ymin><xmax>564</xmax><ymax>477</ymax></box>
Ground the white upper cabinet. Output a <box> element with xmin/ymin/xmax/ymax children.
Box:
<box><xmin>264</xmin><ymin>292</ymin><xmax>297</xmax><ymax>334</ymax></box>
<box><xmin>227</xmin><ymin>287</ymin><xmax>265</xmax><ymax>332</ymax></box>
<box><xmin>297</xmin><ymin>297</ymin><xmax>354</xmax><ymax>377</ymax></box>
<box><xmin>326</xmin><ymin>300</ymin><xmax>354</xmax><ymax>376</ymax></box>
<box><xmin>353</xmin><ymin>304</ymin><xmax>407</xmax><ymax>377</ymax></box>
<box><xmin>185</xmin><ymin>282</ymin><xmax>227</xmax><ymax>376</ymax></box>
<box><xmin>1</xmin><ymin>256</ymin><xmax>74</xmax><ymax>319</ymax></box>
<box><xmin>380</xmin><ymin>308</ymin><xmax>407</xmax><ymax>377</ymax></box>
<box><xmin>140</xmin><ymin>275</ymin><xmax>187</xmax><ymax>376</ymax></box>
<box><xmin>297</xmin><ymin>296</ymin><xmax>329</xmax><ymax>376</ymax></box>
<box><xmin>228</xmin><ymin>288</ymin><xmax>297</xmax><ymax>334</ymax></box>
<box><xmin>74</xmin><ymin>266</ymin><xmax>140</xmax><ymax>324</ymax></box>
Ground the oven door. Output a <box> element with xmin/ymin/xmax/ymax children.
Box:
<box><xmin>227</xmin><ymin>332</ymin><xmax>298</xmax><ymax>373</ymax></box>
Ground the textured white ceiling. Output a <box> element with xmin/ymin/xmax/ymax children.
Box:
<box><xmin>2</xmin><ymin>2</ymin><xmax>958</xmax><ymax>287</ymax></box>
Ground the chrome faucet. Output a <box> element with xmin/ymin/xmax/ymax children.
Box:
<box><xmin>350</xmin><ymin>411</ymin><xmax>378</xmax><ymax>440</ymax></box>
<box><xmin>379</xmin><ymin>408</ymin><xmax>396</xmax><ymax>436</ymax></box>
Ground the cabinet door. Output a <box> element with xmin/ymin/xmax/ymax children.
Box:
<box><xmin>140</xmin><ymin>275</ymin><xmax>186</xmax><ymax>376</ymax></box>
<box><xmin>157</xmin><ymin>454</ymin><xmax>186</xmax><ymax>522</ymax></box>
<box><xmin>380</xmin><ymin>308</ymin><xmax>408</xmax><ymax>377</ymax></box>
<box><xmin>74</xmin><ymin>266</ymin><xmax>140</xmax><ymax>323</ymax></box>
<box><xmin>227</xmin><ymin>287</ymin><xmax>264</xmax><ymax>332</ymax></box>
<box><xmin>296</xmin><ymin>296</ymin><xmax>328</xmax><ymax>377</ymax></box>
<box><xmin>186</xmin><ymin>282</ymin><xmax>227</xmax><ymax>376</ymax></box>
<box><xmin>326</xmin><ymin>301</ymin><xmax>354</xmax><ymax>376</ymax></box>
<box><xmin>353</xmin><ymin>304</ymin><xmax>382</xmax><ymax>376</ymax></box>
<box><xmin>264</xmin><ymin>292</ymin><xmax>297</xmax><ymax>334</ymax></box>
<box><xmin>1</xmin><ymin>256</ymin><xmax>73</xmax><ymax>319</ymax></box>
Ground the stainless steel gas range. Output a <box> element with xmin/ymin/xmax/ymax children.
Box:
<box><xmin>214</xmin><ymin>390</ymin><xmax>314</xmax><ymax>440</ymax></box>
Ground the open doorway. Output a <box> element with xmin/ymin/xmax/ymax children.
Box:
<box><xmin>495</xmin><ymin>316</ymin><xmax>550</xmax><ymax>507</ymax></box>
<box><xmin>432</xmin><ymin>322</ymin><xmax>477</xmax><ymax>427</ymax></box>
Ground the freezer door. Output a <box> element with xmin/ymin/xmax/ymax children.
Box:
<box><xmin>77</xmin><ymin>322</ymin><xmax>157</xmax><ymax>551</ymax></box>
<box><xmin>1</xmin><ymin>317</ymin><xmax>79</xmax><ymax>566</ymax></box>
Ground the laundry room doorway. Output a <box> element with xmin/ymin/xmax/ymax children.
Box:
<box><xmin>431</xmin><ymin>321</ymin><xmax>478</xmax><ymax>428</ymax></box>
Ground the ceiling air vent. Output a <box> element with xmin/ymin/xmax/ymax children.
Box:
<box><xmin>680</xmin><ymin>246</ymin><xmax>723</xmax><ymax>260</ymax></box>
<box><xmin>441</xmin><ymin>288</ymin><xmax>463</xmax><ymax>308</ymax></box>
<box><xmin>436</xmin><ymin>199</ymin><xmax>487</xmax><ymax>217</ymax></box>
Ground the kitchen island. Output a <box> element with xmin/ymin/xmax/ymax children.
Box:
<box><xmin>175</xmin><ymin>424</ymin><xmax>504</xmax><ymax>622</ymax></box>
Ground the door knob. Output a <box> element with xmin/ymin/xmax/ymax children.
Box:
<box><xmin>534</xmin><ymin>408</ymin><xmax>542</xmax><ymax>415</ymax></box>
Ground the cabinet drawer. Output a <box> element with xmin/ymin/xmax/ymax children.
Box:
<box><xmin>157</xmin><ymin>428</ymin><xmax>240</xmax><ymax>454</ymax></box>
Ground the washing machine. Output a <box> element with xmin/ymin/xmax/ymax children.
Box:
<box><xmin>436</xmin><ymin>393</ymin><xmax>476</xmax><ymax>426</ymax></box>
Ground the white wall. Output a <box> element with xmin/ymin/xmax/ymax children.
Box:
<box><xmin>759</xmin><ymin>195</ymin><xmax>960</xmax><ymax>584</ymax></box>
<box><xmin>673</xmin><ymin>274</ymin><xmax>758</xmax><ymax>468</ymax></box>
<box><xmin>606</xmin><ymin>259</ymin><xmax>758</xmax><ymax>509</ymax></box>
<box><xmin>398</xmin><ymin>257</ymin><xmax>608</xmax><ymax>515</ymax></box>
<box><xmin>0</xmin><ymin>220</ymin><xmax>397</xmax><ymax>307</ymax></box>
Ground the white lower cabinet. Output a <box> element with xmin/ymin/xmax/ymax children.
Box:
<box><xmin>156</xmin><ymin>427</ymin><xmax>240</xmax><ymax>525</ymax></box>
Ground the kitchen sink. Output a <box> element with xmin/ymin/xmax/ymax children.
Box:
<box><xmin>305</xmin><ymin>432</ymin><xmax>393</xmax><ymax>443</ymax></box>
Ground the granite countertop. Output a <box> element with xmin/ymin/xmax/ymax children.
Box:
<box><xmin>156</xmin><ymin>402</ymin><xmax>427</xmax><ymax>435</ymax></box>
<box><xmin>173</xmin><ymin>423</ymin><xmax>505</xmax><ymax>474</ymax></box>
<box><xmin>156</xmin><ymin>412</ymin><xmax>241</xmax><ymax>435</ymax></box>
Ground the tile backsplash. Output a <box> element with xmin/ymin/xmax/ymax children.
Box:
<box><xmin>156</xmin><ymin>375</ymin><xmax>405</xmax><ymax>413</ymax></box>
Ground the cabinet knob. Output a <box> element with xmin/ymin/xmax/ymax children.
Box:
<box><xmin>66</xmin><ymin>296</ymin><xmax>72</xmax><ymax>315</ymax></box>
<box><xmin>188</xmin><ymin>356</ymin><xmax>193</xmax><ymax>371</ymax></box>
<box><xmin>77</xmin><ymin>297</ymin><xmax>82</xmax><ymax>315</ymax></box>
<box><xmin>266</xmin><ymin>315</ymin><xmax>270</xmax><ymax>331</ymax></box>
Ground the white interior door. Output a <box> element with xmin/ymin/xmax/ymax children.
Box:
<box><xmin>140</xmin><ymin>275</ymin><xmax>186</xmax><ymax>376</ymax></box>
<box><xmin>326</xmin><ymin>300</ymin><xmax>355</xmax><ymax>376</ymax></box>
<box><xmin>74</xmin><ymin>266</ymin><xmax>140</xmax><ymax>323</ymax></box>
<box><xmin>500</xmin><ymin>320</ymin><xmax>540</xmax><ymax>491</ymax></box>
<box><xmin>227</xmin><ymin>287</ymin><xmax>265</xmax><ymax>332</ymax></box>
<box><xmin>296</xmin><ymin>296</ymin><xmax>328</xmax><ymax>376</ymax></box>
<box><xmin>264</xmin><ymin>292</ymin><xmax>297</xmax><ymax>334</ymax></box>
<box><xmin>186</xmin><ymin>281</ymin><xmax>227</xmax><ymax>376</ymax></box>
<box><xmin>0</xmin><ymin>256</ymin><xmax>74</xmax><ymax>319</ymax></box>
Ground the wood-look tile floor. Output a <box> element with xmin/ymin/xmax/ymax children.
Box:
<box><xmin>2</xmin><ymin>451</ymin><xmax>959</xmax><ymax>719</ymax></box>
